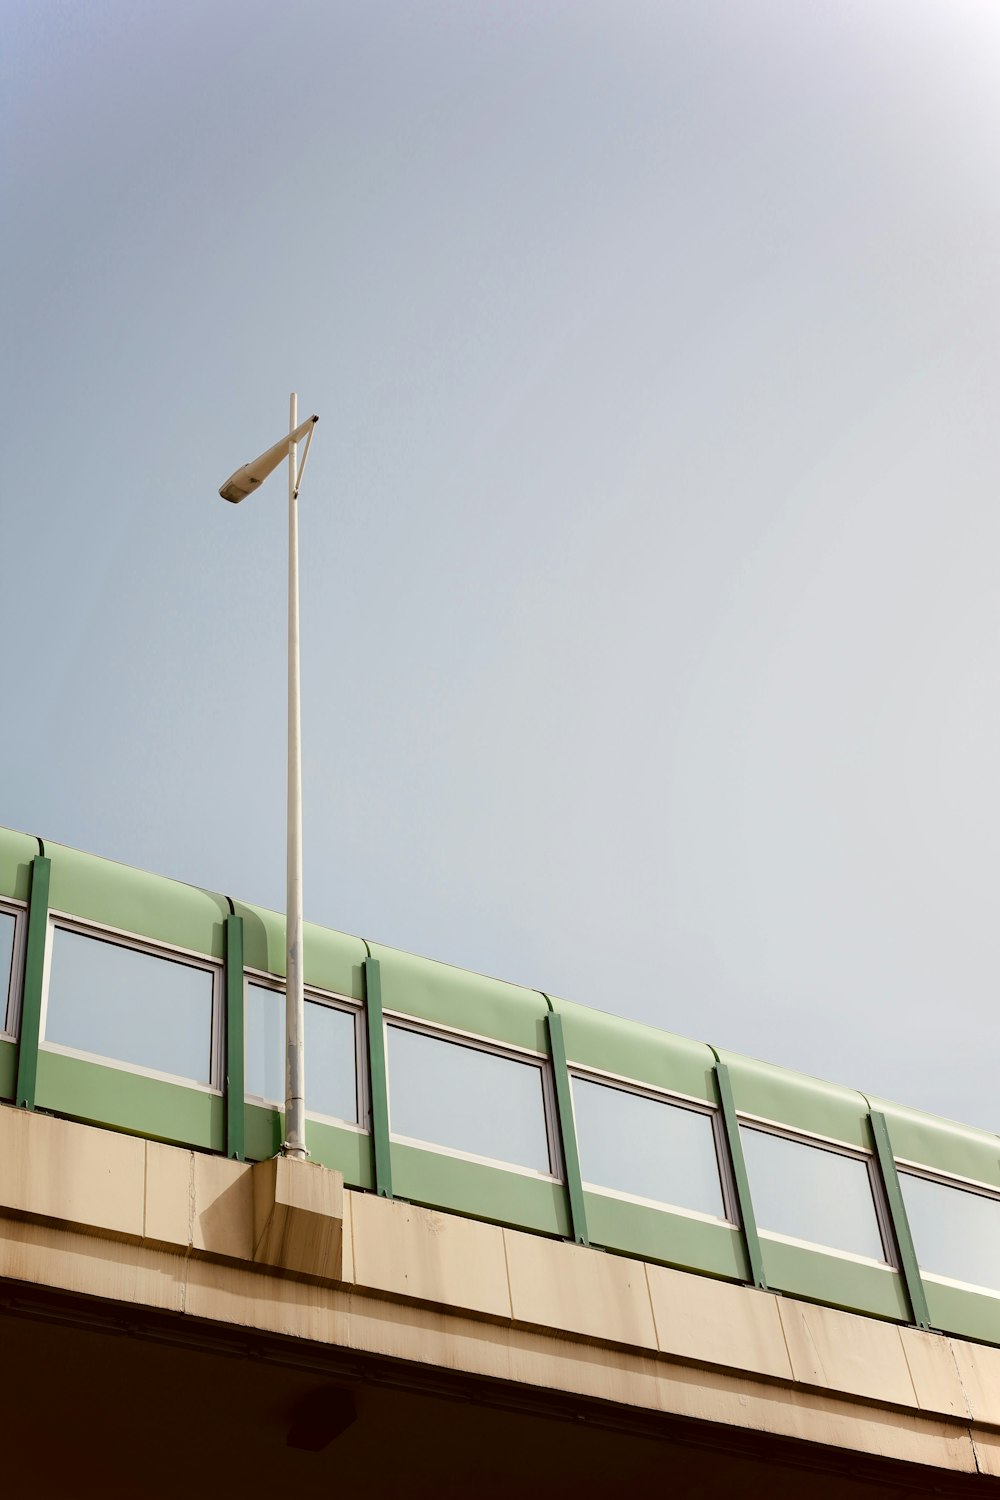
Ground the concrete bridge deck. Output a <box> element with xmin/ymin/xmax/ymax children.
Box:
<box><xmin>1</xmin><ymin>1103</ymin><xmax>998</xmax><ymax>1495</ymax></box>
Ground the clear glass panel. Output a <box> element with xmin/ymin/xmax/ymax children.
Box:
<box><xmin>740</xmin><ymin>1126</ymin><xmax>886</xmax><ymax>1261</ymax></box>
<box><xmin>45</xmin><ymin>928</ymin><xmax>215</xmax><ymax>1085</ymax></box>
<box><xmin>245</xmin><ymin>984</ymin><xmax>358</xmax><ymax>1124</ymax></box>
<box><xmin>572</xmin><ymin>1076</ymin><xmax>725</xmax><ymax>1218</ymax></box>
<box><xmin>387</xmin><ymin>1025</ymin><xmax>551</xmax><ymax>1173</ymax></box>
<box><xmin>246</xmin><ymin>984</ymin><xmax>284</xmax><ymax>1105</ymax></box>
<box><xmin>306</xmin><ymin>1001</ymin><xmax>359</xmax><ymax>1123</ymax></box>
<box><xmin>900</xmin><ymin>1172</ymin><xmax>1000</xmax><ymax>1294</ymax></box>
<box><xmin>0</xmin><ymin>911</ymin><xmax>15</xmax><ymax>1032</ymax></box>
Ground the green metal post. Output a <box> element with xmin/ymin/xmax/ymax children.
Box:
<box><xmin>545</xmin><ymin>1009</ymin><xmax>589</xmax><ymax>1246</ymax></box>
<box><xmin>364</xmin><ymin>957</ymin><xmax>393</xmax><ymax>1198</ymax></box>
<box><xmin>714</xmin><ymin>1060</ymin><xmax>767</xmax><ymax>1290</ymax></box>
<box><xmin>15</xmin><ymin>855</ymin><xmax>51</xmax><ymax>1111</ymax></box>
<box><xmin>225</xmin><ymin>913</ymin><xmax>245</xmax><ymax>1161</ymax></box>
<box><xmin>869</xmin><ymin>1110</ymin><xmax>931</xmax><ymax>1329</ymax></box>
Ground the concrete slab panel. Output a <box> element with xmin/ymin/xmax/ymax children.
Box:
<box><xmin>646</xmin><ymin>1264</ymin><xmax>792</xmax><ymax>1380</ymax></box>
<box><xmin>648</xmin><ymin>1360</ymin><xmax>976</xmax><ymax>1471</ymax></box>
<box><xmin>143</xmin><ymin>1140</ymin><xmax>192</xmax><ymax>1250</ymax></box>
<box><xmin>192</xmin><ymin>1153</ymin><xmax>254</xmax><ymax>1261</ymax></box>
<box><xmin>351</xmin><ymin>1194</ymin><xmax>510</xmax><ymax>1320</ymax></box>
<box><xmin>898</xmin><ymin>1326</ymin><xmax>970</xmax><ymax>1419</ymax></box>
<box><xmin>778</xmin><ymin>1300</ymin><xmax>916</xmax><ymax>1408</ymax></box>
<box><xmin>0</xmin><ymin>1219</ymin><xmax>185</xmax><ymax>1312</ymax></box>
<box><xmin>504</xmin><ymin>1230</ymin><xmax>656</xmax><ymax>1350</ymax></box>
<box><xmin>950</xmin><ymin>1337</ymin><xmax>1000</xmax><ymax>1427</ymax></box>
<box><xmin>973</xmin><ymin>1429</ymin><xmax>1000</xmax><ymax>1479</ymax></box>
<box><xmin>0</xmin><ymin>1105</ymin><xmax>144</xmax><ymax>1238</ymax></box>
<box><xmin>184</xmin><ymin>1256</ymin><xmax>340</xmax><ymax>1343</ymax></box>
<box><xmin>502</xmin><ymin>1327</ymin><xmax>666</xmax><ymax>1410</ymax></box>
<box><xmin>342</xmin><ymin>1290</ymin><xmax>517</xmax><ymax>1377</ymax></box>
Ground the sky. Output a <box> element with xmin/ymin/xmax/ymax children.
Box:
<box><xmin>2</xmin><ymin>1</ymin><xmax>999</xmax><ymax>1133</ymax></box>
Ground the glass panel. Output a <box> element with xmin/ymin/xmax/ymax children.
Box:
<box><xmin>740</xmin><ymin>1126</ymin><xmax>886</xmax><ymax>1261</ymax></box>
<box><xmin>0</xmin><ymin>911</ymin><xmax>15</xmax><ymax>1032</ymax></box>
<box><xmin>246</xmin><ymin>984</ymin><xmax>284</xmax><ymax>1105</ymax></box>
<box><xmin>900</xmin><ymin>1172</ymin><xmax>1000</xmax><ymax>1294</ymax></box>
<box><xmin>45</xmin><ymin>928</ymin><xmax>215</xmax><ymax>1085</ymax></box>
<box><xmin>245</xmin><ymin>984</ymin><xmax>358</xmax><ymax>1124</ymax></box>
<box><xmin>387</xmin><ymin>1025</ymin><xmax>551</xmax><ymax>1173</ymax></box>
<box><xmin>572</xmin><ymin>1076</ymin><xmax>725</xmax><ymax>1218</ymax></box>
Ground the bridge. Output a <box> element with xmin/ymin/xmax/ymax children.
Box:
<box><xmin>1</xmin><ymin>825</ymin><xmax>998</xmax><ymax>1492</ymax></box>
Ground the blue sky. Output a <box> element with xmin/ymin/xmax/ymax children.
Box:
<box><xmin>3</xmin><ymin>1</ymin><xmax>999</xmax><ymax>1130</ymax></box>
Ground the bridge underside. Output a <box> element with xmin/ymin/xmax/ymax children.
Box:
<box><xmin>0</xmin><ymin>1285</ymin><xmax>987</xmax><ymax>1500</ymax></box>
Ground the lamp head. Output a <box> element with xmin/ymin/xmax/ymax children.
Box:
<box><xmin>219</xmin><ymin>414</ymin><xmax>319</xmax><ymax>503</ymax></box>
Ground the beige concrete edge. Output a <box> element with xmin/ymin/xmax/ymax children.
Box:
<box><xmin>0</xmin><ymin>1103</ymin><xmax>995</xmax><ymax>1475</ymax></box>
<box><xmin>0</xmin><ymin>1199</ymin><xmax>351</xmax><ymax>1293</ymax></box>
<box><xmin>350</xmin><ymin>1194</ymin><xmax>511</xmax><ymax>1323</ymax></box>
<box><xmin>1</xmin><ymin>1182</ymin><xmax>977</xmax><ymax>1440</ymax></box>
<box><xmin>340</xmin><ymin>1289</ymin><xmax>978</xmax><ymax>1473</ymax></box>
<box><xmin>0</xmin><ymin>1213</ymin><xmax>992</xmax><ymax>1477</ymax></box>
<box><xmin>971</xmin><ymin>1428</ymin><xmax>1000</xmax><ymax>1479</ymax></box>
<box><xmin>949</xmin><ymin>1336</ymin><xmax>1000</xmax><ymax>1428</ymax></box>
<box><xmin>2</xmin><ymin>1154</ymin><xmax>997</xmax><ymax>1438</ymax></box>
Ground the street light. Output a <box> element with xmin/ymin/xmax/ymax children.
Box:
<box><xmin>219</xmin><ymin>395</ymin><xmax>319</xmax><ymax>1161</ymax></box>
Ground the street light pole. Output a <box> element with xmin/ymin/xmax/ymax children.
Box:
<box><xmin>285</xmin><ymin>391</ymin><xmax>307</xmax><ymax>1159</ymax></box>
<box><xmin>219</xmin><ymin>398</ymin><xmax>319</xmax><ymax>1162</ymax></box>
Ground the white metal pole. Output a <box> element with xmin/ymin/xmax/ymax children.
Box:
<box><xmin>284</xmin><ymin>390</ymin><xmax>307</xmax><ymax>1159</ymax></box>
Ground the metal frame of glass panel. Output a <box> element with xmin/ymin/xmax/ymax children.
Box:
<box><xmin>243</xmin><ymin>968</ymin><xmax>368</xmax><ymax>1131</ymax></box>
<box><xmin>737</xmin><ymin>1111</ymin><xmax>897</xmax><ymax>1267</ymax></box>
<box><xmin>896</xmin><ymin>1158</ymin><xmax>1000</xmax><ymax>1296</ymax></box>
<box><xmin>383</xmin><ymin>1011</ymin><xmax>562</xmax><ymax>1181</ymax></box>
<box><xmin>39</xmin><ymin>914</ymin><xmax>224</xmax><ymax>1093</ymax></box>
<box><xmin>0</xmin><ymin>899</ymin><xmax>27</xmax><ymax>1039</ymax></box>
<box><xmin>568</xmin><ymin>1062</ymin><xmax>737</xmax><ymax>1225</ymax></box>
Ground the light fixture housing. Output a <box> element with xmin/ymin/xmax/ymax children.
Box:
<box><xmin>219</xmin><ymin>414</ymin><xmax>319</xmax><ymax>503</ymax></box>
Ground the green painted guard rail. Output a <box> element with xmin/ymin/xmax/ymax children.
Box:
<box><xmin>364</xmin><ymin>956</ymin><xmax>393</xmax><ymax>1197</ymax></box>
<box><xmin>225</xmin><ymin>913</ymin><xmax>245</xmax><ymax>1161</ymax></box>
<box><xmin>869</xmin><ymin>1109</ymin><xmax>931</xmax><ymax>1330</ymax></box>
<box><xmin>543</xmin><ymin>1006</ymin><xmax>588</xmax><ymax>1246</ymax></box>
<box><xmin>712</xmin><ymin>1057</ymin><xmax>767</xmax><ymax>1290</ymax></box>
<box><xmin>0</xmin><ymin>834</ymin><xmax>988</xmax><ymax>1346</ymax></box>
<box><xmin>15</xmin><ymin>855</ymin><xmax>50</xmax><ymax>1112</ymax></box>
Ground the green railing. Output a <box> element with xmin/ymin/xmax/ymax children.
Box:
<box><xmin>2</xmin><ymin>833</ymin><xmax>998</xmax><ymax>1348</ymax></box>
